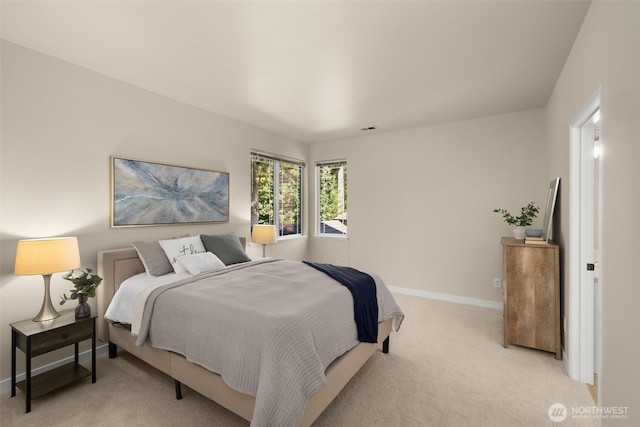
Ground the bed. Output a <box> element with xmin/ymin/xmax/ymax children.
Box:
<box><xmin>97</xmin><ymin>234</ymin><xmax>403</xmax><ymax>427</ymax></box>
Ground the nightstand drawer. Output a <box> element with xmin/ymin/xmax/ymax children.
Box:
<box><xmin>15</xmin><ymin>319</ymin><xmax>93</xmax><ymax>357</ymax></box>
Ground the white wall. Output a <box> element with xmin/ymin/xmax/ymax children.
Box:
<box><xmin>308</xmin><ymin>108</ymin><xmax>548</xmax><ymax>302</ymax></box>
<box><xmin>544</xmin><ymin>1</ymin><xmax>640</xmax><ymax>420</ymax></box>
<box><xmin>0</xmin><ymin>41</ymin><xmax>308</xmax><ymax>380</ymax></box>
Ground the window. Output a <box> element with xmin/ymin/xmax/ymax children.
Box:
<box><xmin>251</xmin><ymin>151</ymin><xmax>304</xmax><ymax>238</ymax></box>
<box><xmin>317</xmin><ymin>160</ymin><xmax>347</xmax><ymax>236</ymax></box>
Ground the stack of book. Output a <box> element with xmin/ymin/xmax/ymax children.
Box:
<box><xmin>525</xmin><ymin>237</ymin><xmax>546</xmax><ymax>245</ymax></box>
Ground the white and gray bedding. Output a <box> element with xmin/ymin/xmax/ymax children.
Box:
<box><xmin>106</xmin><ymin>254</ymin><xmax>403</xmax><ymax>427</ymax></box>
<box><xmin>104</xmin><ymin>270</ymin><xmax>191</xmax><ymax>325</ymax></box>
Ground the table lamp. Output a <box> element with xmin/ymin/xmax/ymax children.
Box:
<box><xmin>15</xmin><ymin>237</ymin><xmax>81</xmax><ymax>322</ymax></box>
<box><xmin>251</xmin><ymin>225</ymin><xmax>276</xmax><ymax>257</ymax></box>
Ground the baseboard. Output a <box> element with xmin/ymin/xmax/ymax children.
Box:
<box><xmin>388</xmin><ymin>286</ymin><xmax>503</xmax><ymax>310</ymax></box>
<box><xmin>0</xmin><ymin>343</ymin><xmax>109</xmax><ymax>394</ymax></box>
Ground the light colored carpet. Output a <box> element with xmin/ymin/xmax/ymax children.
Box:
<box><xmin>1</xmin><ymin>293</ymin><xmax>596</xmax><ymax>426</ymax></box>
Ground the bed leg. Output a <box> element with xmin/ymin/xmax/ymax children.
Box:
<box><xmin>175</xmin><ymin>380</ymin><xmax>183</xmax><ymax>400</ymax></box>
<box><xmin>108</xmin><ymin>342</ymin><xmax>118</xmax><ymax>358</ymax></box>
<box><xmin>382</xmin><ymin>336</ymin><xmax>390</xmax><ymax>354</ymax></box>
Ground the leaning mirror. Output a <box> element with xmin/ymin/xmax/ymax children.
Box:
<box><xmin>542</xmin><ymin>177</ymin><xmax>560</xmax><ymax>243</ymax></box>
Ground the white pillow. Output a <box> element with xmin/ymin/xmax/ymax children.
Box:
<box><xmin>177</xmin><ymin>252</ymin><xmax>225</xmax><ymax>275</ymax></box>
<box><xmin>158</xmin><ymin>235</ymin><xmax>206</xmax><ymax>274</ymax></box>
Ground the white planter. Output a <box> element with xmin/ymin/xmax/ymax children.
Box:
<box><xmin>513</xmin><ymin>226</ymin><xmax>526</xmax><ymax>240</ymax></box>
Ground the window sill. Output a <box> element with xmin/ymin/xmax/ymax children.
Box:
<box><xmin>248</xmin><ymin>234</ymin><xmax>306</xmax><ymax>248</ymax></box>
<box><xmin>278</xmin><ymin>234</ymin><xmax>307</xmax><ymax>242</ymax></box>
<box><xmin>315</xmin><ymin>234</ymin><xmax>348</xmax><ymax>240</ymax></box>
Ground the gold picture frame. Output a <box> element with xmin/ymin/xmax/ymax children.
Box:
<box><xmin>110</xmin><ymin>156</ymin><xmax>229</xmax><ymax>228</ymax></box>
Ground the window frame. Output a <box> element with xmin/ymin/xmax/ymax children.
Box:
<box><xmin>316</xmin><ymin>159</ymin><xmax>348</xmax><ymax>238</ymax></box>
<box><xmin>251</xmin><ymin>150</ymin><xmax>305</xmax><ymax>240</ymax></box>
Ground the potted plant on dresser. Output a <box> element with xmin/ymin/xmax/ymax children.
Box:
<box><xmin>493</xmin><ymin>202</ymin><xmax>540</xmax><ymax>240</ymax></box>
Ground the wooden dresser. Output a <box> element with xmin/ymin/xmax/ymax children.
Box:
<box><xmin>501</xmin><ymin>237</ymin><xmax>561</xmax><ymax>360</ymax></box>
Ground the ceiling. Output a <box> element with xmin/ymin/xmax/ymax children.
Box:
<box><xmin>1</xmin><ymin>1</ymin><xmax>591</xmax><ymax>143</ymax></box>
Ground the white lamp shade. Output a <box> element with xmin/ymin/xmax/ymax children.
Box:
<box><xmin>15</xmin><ymin>237</ymin><xmax>81</xmax><ymax>275</ymax></box>
<box><xmin>251</xmin><ymin>225</ymin><xmax>277</xmax><ymax>245</ymax></box>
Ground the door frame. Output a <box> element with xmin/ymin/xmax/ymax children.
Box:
<box><xmin>567</xmin><ymin>86</ymin><xmax>603</xmax><ymax>390</ymax></box>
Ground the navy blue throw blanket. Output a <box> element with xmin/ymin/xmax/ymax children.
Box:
<box><xmin>304</xmin><ymin>261</ymin><xmax>378</xmax><ymax>343</ymax></box>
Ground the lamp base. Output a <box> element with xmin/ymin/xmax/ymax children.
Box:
<box><xmin>33</xmin><ymin>274</ymin><xmax>60</xmax><ymax>322</ymax></box>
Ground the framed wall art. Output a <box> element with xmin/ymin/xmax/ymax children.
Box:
<box><xmin>110</xmin><ymin>156</ymin><xmax>229</xmax><ymax>227</ymax></box>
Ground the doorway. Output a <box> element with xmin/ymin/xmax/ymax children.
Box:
<box><xmin>589</xmin><ymin>116</ymin><xmax>601</xmax><ymax>404</ymax></box>
<box><xmin>567</xmin><ymin>86</ymin><xmax>603</xmax><ymax>405</ymax></box>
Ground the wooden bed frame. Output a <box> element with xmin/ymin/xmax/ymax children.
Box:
<box><xmin>97</xmin><ymin>245</ymin><xmax>393</xmax><ymax>426</ymax></box>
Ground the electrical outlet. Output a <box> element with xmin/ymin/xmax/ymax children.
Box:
<box><xmin>493</xmin><ymin>278</ymin><xmax>502</xmax><ymax>288</ymax></box>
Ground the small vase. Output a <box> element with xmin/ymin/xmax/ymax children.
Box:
<box><xmin>75</xmin><ymin>298</ymin><xmax>91</xmax><ymax>318</ymax></box>
<box><xmin>512</xmin><ymin>226</ymin><xmax>526</xmax><ymax>240</ymax></box>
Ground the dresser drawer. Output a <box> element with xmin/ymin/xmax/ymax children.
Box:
<box><xmin>15</xmin><ymin>319</ymin><xmax>93</xmax><ymax>357</ymax></box>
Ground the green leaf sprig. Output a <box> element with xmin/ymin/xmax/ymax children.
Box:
<box><xmin>493</xmin><ymin>202</ymin><xmax>540</xmax><ymax>227</ymax></box>
<box><xmin>60</xmin><ymin>268</ymin><xmax>102</xmax><ymax>305</ymax></box>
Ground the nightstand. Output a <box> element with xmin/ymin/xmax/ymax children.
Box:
<box><xmin>10</xmin><ymin>310</ymin><xmax>96</xmax><ymax>413</ymax></box>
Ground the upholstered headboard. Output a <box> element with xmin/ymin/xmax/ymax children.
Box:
<box><xmin>97</xmin><ymin>247</ymin><xmax>144</xmax><ymax>342</ymax></box>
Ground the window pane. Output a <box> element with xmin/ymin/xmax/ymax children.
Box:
<box><xmin>251</xmin><ymin>155</ymin><xmax>274</xmax><ymax>225</ymax></box>
<box><xmin>251</xmin><ymin>152</ymin><xmax>304</xmax><ymax>238</ymax></box>
<box><xmin>318</xmin><ymin>161</ymin><xmax>347</xmax><ymax>235</ymax></box>
<box><xmin>279</xmin><ymin>162</ymin><xmax>302</xmax><ymax>236</ymax></box>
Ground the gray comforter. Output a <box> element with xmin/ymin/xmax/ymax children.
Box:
<box><xmin>135</xmin><ymin>259</ymin><xmax>404</xmax><ymax>427</ymax></box>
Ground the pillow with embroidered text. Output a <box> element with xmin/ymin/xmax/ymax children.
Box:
<box><xmin>158</xmin><ymin>236</ymin><xmax>206</xmax><ymax>274</ymax></box>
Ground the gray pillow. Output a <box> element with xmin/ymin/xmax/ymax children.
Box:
<box><xmin>132</xmin><ymin>240</ymin><xmax>173</xmax><ymax>276</ymax></box>
<box><xmin>200</xmin><ymin>234</ymin><xmax>250</xmax><ymax>265</ymax></box>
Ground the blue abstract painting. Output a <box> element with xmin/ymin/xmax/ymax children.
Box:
<box><xmin>111</xmin><ymin>157</ymin><xmax>229</xmax><ymax>227</ymax></box>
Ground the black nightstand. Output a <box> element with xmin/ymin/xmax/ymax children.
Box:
<box><xmin>10</xmin><ymin>310</ymin><xmax>96</xmax><ymax>413</ymax></box>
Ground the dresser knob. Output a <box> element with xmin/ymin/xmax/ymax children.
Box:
<box><xmin>62</xmin><ymin>333</ymin><xmax>68</xmax><ymax>339</ymax></box>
